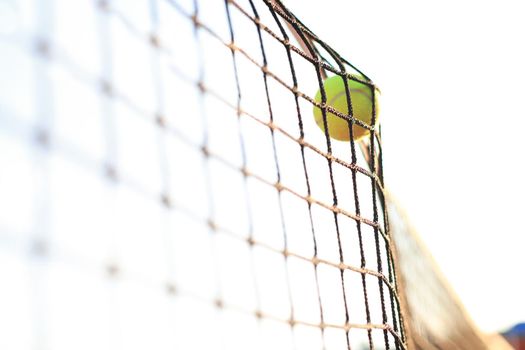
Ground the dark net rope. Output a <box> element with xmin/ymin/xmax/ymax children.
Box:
<box><xmin>260</xmin><ymin>3</ymin><xmax>385</xmax><ymax>348</ymax></box>
<box><xmin>1</xmin><ymin>0</ymin><xmax>409</xmax><ymax>349</ymax></box>
<box><xmin>229</xmin><ymin>2</ymin><xmax>406</xmax><ymax>348</ymax></box>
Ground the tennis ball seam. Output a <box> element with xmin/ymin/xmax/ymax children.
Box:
<box><xmin>327</xmin><ymin>88</ymin><xmax>375</xmax><ymax>123</ymax></box>
<box><xmin>312</xmin><ymin>75</ymin><xmax>380</xmax><ymax>142</ymax></box>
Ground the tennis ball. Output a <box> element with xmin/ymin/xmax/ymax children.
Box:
<box><xmin>313</xmin><ymin>75</ymin><xmax>380</xmax><ymax>141</ymax></box>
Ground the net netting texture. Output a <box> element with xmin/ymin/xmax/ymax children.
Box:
<box><xmin>0</xmin><ymin>0</ymin><xmax>407</xmax><ymax>349</ymax></box>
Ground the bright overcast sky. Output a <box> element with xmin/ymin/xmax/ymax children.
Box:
<box><xmin>288</xmin><ymin>0</ymin><xmax>525</xmax><ymax>333</ymax></box>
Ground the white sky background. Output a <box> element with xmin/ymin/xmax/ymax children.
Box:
<box><xmin>287</xmin><ymin>0</ymin><xmax>525</xmax><ymax>333</ymax></box>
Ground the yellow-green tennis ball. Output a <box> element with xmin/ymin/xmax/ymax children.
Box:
<box><xmin>313</xmin><ymin>75</ymin><xmax>380</xmax><ymax>141</ymax></box>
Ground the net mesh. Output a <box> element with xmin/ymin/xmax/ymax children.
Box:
<box><xmin>0</xmin><ymin>0</ymin><xmax>503</xmax><ymax>349</ymax></box>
